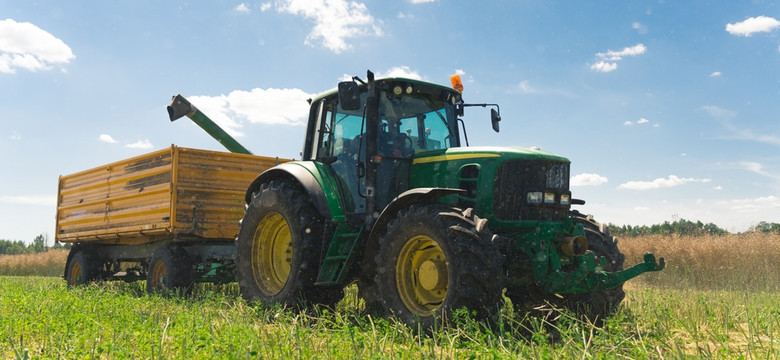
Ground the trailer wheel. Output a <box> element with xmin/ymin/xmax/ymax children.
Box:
<box><xmin>66</xmin><ymin>250</ymin><xmax>98</xmax><ymax>287</ymax></box>
<box><xmin>374</xmin><ymin>204</ymin><xmax>505</xmax><ymax>329</ymax></box>
<box><xmin>236</xmin><ymin>179</ymin><xmax>343</xmax><ymax>308</ymax></box>
<box><xmin>146</xmin><ymin>246</ymin><xmax>193</xmax><ymax>295</ymax></box>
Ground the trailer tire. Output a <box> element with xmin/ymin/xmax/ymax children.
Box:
<box><xmin>236</xmin><ymin>179</ymin><xmax>343</xmax><ymax>308</ymax></box>
<box><xmin>146</xmin><ymin>246</ymin><xmax>193</xmax><ymax>295</ymax></box>
<box><xmin>374</xmin><ymin>204</ymin><xmax>505</xmax><ymax>329</ymax></box>
<box><xmin>66</xmin><ymin>250</ymin><xmax>98</xmax><ymax>287</ymax></box>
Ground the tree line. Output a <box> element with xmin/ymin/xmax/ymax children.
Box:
<box><xmin>608</xmin><ymin>218</ymin><xmax>780</xmax><ymax>237</ymax></box>
<box><xmin>0</xmin><ymin>234</ymin><xmax>70</xmax><ymax>255</ymax></box>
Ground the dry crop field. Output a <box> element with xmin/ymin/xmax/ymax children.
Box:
<box><xmin>0</xmin><ymin>234</ymin><xmax>778</xmax><ymax>359</ymax></box>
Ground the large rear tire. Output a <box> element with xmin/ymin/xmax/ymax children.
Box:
<box><xmin>236</xmin><ymin>179</ymin><xmax>343</xmax><ymax>308</ymax></box>
<box><xmin>374</xmin><ymin>204</ymin><xmax>505</xmax><ymax>329</ymax></box>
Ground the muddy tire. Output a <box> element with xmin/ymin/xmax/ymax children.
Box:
<box><xmin>374</xmin><ymin>204</ymin><xmax>505</xmax><ymax>329</ymax></box>
<box><xmin>146</xmin><ymin>246</ymin><xmax>193</xmax><ymax>295</ymax></box>
<box><xmin>559</xmin><ymin>211</ymin><xmax>626</xmax><ymax>323</ymax></box>
<box><xmin>236</xmin><ymin>179</ymin><xmax>343</xmax><ymax>308</ymax></box>
<box><xmin>66</xmin><ymin>249</ymin><xmax>99</xmax><ymax>287</ymax></box>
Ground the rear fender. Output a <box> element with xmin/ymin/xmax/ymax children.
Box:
<box><xmin>245</xmin><ymin>162</ymin><xmax>339</xmax><ymax>220</ymax></box>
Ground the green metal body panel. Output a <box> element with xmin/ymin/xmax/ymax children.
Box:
<box><xmin>272</xmin><ymin>161</ymin><xmax>348</xmax><ymax>222</ymax></box>
<box><xmin>409</xmin><ymin>145</ymin><xmax>569</xmax><ymax>230</ymax></box>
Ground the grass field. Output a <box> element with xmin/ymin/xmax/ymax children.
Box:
<box><xmin>1</xmin><ymin>234</ymin><xmax>779</xmax><ymax>359</ymax></box>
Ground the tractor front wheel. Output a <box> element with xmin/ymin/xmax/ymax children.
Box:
<box><xmin>374</xmin><ymin>204</ymin><xmax>505</xmax><ymax>329</ymax></box>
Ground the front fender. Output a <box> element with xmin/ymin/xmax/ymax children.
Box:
<box><xmin>244</xmin><ymin>161</ymin><xmax>344</xmax><ymax>221</ymax></box>
<box><xmin>362</xmin><ymin>187</ymin><xmax>465</xmax><ymax>265</ymax></box>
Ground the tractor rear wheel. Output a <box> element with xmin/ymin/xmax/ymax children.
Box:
<box><xmin>146</xmin><ymin>246</ymin><xmax>193</xmax><ymax>295</ymax></box>
<box><xmin>374</xmin><ymin>204</ymin><xmax>505</xmax><ymax>329</ymax></box>
<box><xmin>236</xmin><ymin>179</ymin><xmax>343</xmax><ymax>308</ymax></box>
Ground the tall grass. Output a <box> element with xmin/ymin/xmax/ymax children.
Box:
<box><xmin>619</xmin><ymin>233</ymin><xmax>780</xmax><ymax>291</ymax></box>
<box><xmin>0</xmin><ymin>249</ymin><xmax>67</xmax><ymax>277</ymax></box>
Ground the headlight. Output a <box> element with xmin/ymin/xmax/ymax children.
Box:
<box><xmin>527</xmin><ymin>191</ymin><xmax>543</xmax><ymax>204</ymax></box>
<box><xmin>544</xmin><ymin>192</ymin><xmax>555</xmax><ymax>204</ymax></box>
<box><xmin>560</xmin><ymin>194</ymin><xmax>570</xmax><ymax>205</ymax></box>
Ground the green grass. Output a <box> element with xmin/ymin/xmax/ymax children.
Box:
<box><xmin>3</xmin><ymin>235</ymin><xmax>780</xmax><ymax>358</ymax></box>
<box><xmin>1</xmin><ymin>278</ymin><xmax>779</xmax><ymax>359</ymax></box>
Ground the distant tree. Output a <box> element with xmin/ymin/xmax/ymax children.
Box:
<box><xmin>752</xmin><ymin>221</ymin><xmax>780</xmax><ymax>234</ymax></box>
<box><xmin>30</xmin><ymin>234</ymin><xmax>46</xmax><ymax>253</ymax></box>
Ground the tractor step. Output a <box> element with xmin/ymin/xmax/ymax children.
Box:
<box><xmin>315</xmin><ymin>223</ymin><xmax>363</xmax><ymax>286</ymax></box>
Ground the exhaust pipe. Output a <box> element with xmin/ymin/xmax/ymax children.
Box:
<box><xmin>167</xmin><ymin>94</ymin><xmax>253</xmax><ymax>155</ymax></box>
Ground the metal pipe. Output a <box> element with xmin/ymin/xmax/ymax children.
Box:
<box><xmin>167</xmin><ymin>94</ymin><xmax>253</xmax><ymax>155</ymax></box>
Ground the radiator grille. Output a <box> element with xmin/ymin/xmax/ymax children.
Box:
<box><xmin>493</xmin><ymin>160</ymin><xmax>570</xmax><ymax>221</ymax></box>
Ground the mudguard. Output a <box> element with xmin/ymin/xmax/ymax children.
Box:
<box><xmin>362</xmin><ymin>187</ymin><xmax>466</xmax><ymax>263</ymax></box>
<box><xmin>244</xmin><ymin>162</ymin><xmax>336</xmax><ymax>220</ymax></box>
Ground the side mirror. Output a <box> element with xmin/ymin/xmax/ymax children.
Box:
<box><xmin>491</xmin><ymin>108</ymin><xmax>501</xmax><ymax>133</ymax></box>
<box><xmin>338</xmin><ymin>81</ymin><xmax>361</xmax><ymax>110</ymax></box>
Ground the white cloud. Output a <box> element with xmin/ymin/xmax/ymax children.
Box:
<box><xmin>0</xmin><ymin>195</ymin><xmax>56</xmax><ymax>206</ymax></box>
<box><xmin>726</xmin><ymin>16</ymin><xmax>780</xmax><ymax>36</ymax></box>
<box><xmin>377</xmin><ymin>66</ymin><xmax>421</xmax><ymax>79</ymax></box>
<box><xmin>591</xmin><ymin>43</ymin><xmax>645</xmax><ymax>73</ymax></box>
<box><xmin>637</xmin><ymin>118</ymin><xmax>649</xmax><ymax>124</ymax></box>
<box><xmin>517</xmin><ymin>80</ymin><xmax>538</xmax><ymax>94</ymax></box>
<box><xmin>596</xmin><ymin>43</ymin><xmax>646</xmax><ymax>61</ymax></box>
<box><xmin>710</xmin><ymin>71</ymin><xmax>721</xmax><ymax>77</ymax></box>
<box><xmin>10</xmin><ymin>130</ymin><xmax>21</xmax><ymax>140</ymax></box>
<box><xmin>623</xmin><ymin>120</ymin><xmax>633</xmax><ymax>126</ymax></box>
<box><xmin>632</xmin><ymin>22</ymin><xmax>648</xmax><ymax>35</ymax></box>
<box><xmin>618</xmin><ymin>175</ymin><xmax>711</xmax><ymax>190</ymax></box>
<box><xmin>188</xmin><ymin>87</ymin><xmax>315</xmax><ymax>136</ymax></box>
<box><xmin>740</xmin><ymin>161</ymin><xmax>780</xmax><ymax>179</ymax></box>
<box><xmin>234</xmin><ymin>3</ymin><xmax>250</xmax><ymax>13</ymax></box>
<box><xmin>590</xmin><ymin>61</ymin><xmax>617</xmax><ymax>73</ymax></box>
<box><xmin>276</xmin><ymin>0</ymin><xmax>382</xmax><ymax>53</ymax></box>
<box><xmin>571</xmin><ymin>173</ymin><xmax>608</xmax><ymax>187</ymax></box>
<box><xmin>99</xmin><ymin>134</ymin><xmax>117</xmax><ymax>143</ymax></box>
<box><xmin>126</xmin><ymin>139</ymin><xmax>153</xmax><ymax>149</ymax></box>
<box><xmin>410</xmin><ymin>0</ymin><xmax>436</xmax><ymax>3</ymax></box>
<box><xmin>0</xmin><ymin>18</ymin><xmax>75</xmax><ymax>74</ymax></box>
<box><xmin>717</xmin><ymin>195</ymin><xmax>780</xmax><ymax>213</ymax></box>
<box><xmin>260</xmin><ymin>3</ymin><xmax>272</xmax><ymax>11</ymax></box>
<box><xmin>713</xmin><ymin>185</ymin><xmax>723</xmax><ymax>190</ymax></box>
<box><xmin>700</xmin><ymin>105</ymin><xmax>737</xmax><ymax>119</ymax></box>
<box><xmin>454</xmin><ymin>69</ymin><xmax>465</xmax><ymax>76</ymax></box>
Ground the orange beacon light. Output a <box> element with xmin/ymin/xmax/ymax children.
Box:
<box><xmin>450</xmin><ymin>74</ymin><xmax>464</xmax><ymax>92</ymax></box>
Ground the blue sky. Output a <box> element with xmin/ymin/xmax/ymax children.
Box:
<box><xmin>1</xmin><ymin>1</ymin><xmax>779</xmax><ymax>242</ymax></box>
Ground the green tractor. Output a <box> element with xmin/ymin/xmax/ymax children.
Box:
<box><xmin>232</xmin><ymin>70</ymin><xmax>663</xmax><ymax>328</ymax></box>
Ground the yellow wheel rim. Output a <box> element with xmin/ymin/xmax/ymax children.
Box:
<box><xmin>396</xmin><ymin>235</ymin><xmax>448</xmax><ymax>317</ymax></box>
<box><xmin>149</xmin><ymin>260</ymin><xmax>168</xmax><ymax>291</ymax></box>
<box><xmin>69</xmin><ymin>262</ymin><xmax>83</xmax><ymax>285</ymax></box>
<box><xmin>251</xmin><ymin>211</ymin><xmax>292</xmax><ymax>296</ymax></box>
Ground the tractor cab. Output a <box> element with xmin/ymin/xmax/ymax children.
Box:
<box><xmin>303</xmin><ymin>74</ymin><xmax>463</xmax><ymax>219</ymax></box>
